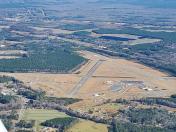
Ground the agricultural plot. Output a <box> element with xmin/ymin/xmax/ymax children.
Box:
<box><xmin>66</xmin><ymin>120</ymin><xmax>108</xmax><ymax>132</ymax></box>
<box><xmin>22</xmin><ymin>109</ymin><xmax>69</xmax><ymax>131</ymax></box>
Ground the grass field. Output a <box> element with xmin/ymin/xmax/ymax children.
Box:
<box><xmin>66</xmin><ymin>120</ymin><xmax>108</xmax><ymax>132</ymax></box>
<box><xmin>22</xmin><ymin>109</ymin><xmax>69</xmax><ymax>131</ymax></box>
<box><xmin>22</xmin><ymin>109</ymin><xmax>108</xmax><ymax>132</ymax></box>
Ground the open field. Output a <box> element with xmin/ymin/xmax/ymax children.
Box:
<box><xmin>0</xmin><ymin>50</ymin><xmax>26</xmax><ymax>55</ymax></box>
<box><xmin>90</xmin><ymin>32</ymin><xmax>140</xmax><ymax>39</ymax></box>
<box><xmin>22</xmin><ymin>109</ymin><xmax>69</xmax><ymax>121</ymax></box>
<box><xmin>22</xmin><ymin>109</ymin><xmax>108</xmax><ymax>132</ymax></box>
<box><xmin>22</xmin><ymin>109</ymin><xmax>69</xmax><ymax>131</ymax></box>
<box><xmin>32</xmin><ymin>26</ymin><xmax>75</xmax><ymax>34</ymax></box>
<box><xmin>0</xmin><ymin>56</ymin><xmax>20</xmax><ymax>59</ymax></box>
<box><xmin>122</xmin><ymin>38</ymin><xmax>161</xmax><ymax>45</ymax></box>
<box><xmin>66</xmin><ymin>120</ymin><xmax>108</xmax><ymax>132</ymax></box>
<box><xmin>0</xmin><ymin>73</ymin><xmax>80</xmax><ymax>97</ymax></box>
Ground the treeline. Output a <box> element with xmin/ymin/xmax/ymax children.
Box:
<box><xmin>17</xmin><ymin>88</ymin><xmax>81</xmax><ymax>106</ymax></box>
<box><xmin>43</xmin><ymin>96</ymin><xmax>81</xmax><ymax>106</ymax></box>
<box><xmin>0</xmin><ymin>94</ymin><xmax>15</xmax><ymax>104</ymax></box>
<box><xmin>0</xmin><ymin>75</ymin><xmax>18</xmax><ymax>83</ymax></box>
<box><xmin>58</xmin><ymin>23</ymin><xmax>95</xmax><ymax>31</ymax></box>
<box><xmin>41</xmin><ymin>117</ymin><xmax>77</xmax><ymax>131</ymax></box>
<box><xmin>18</xmin><ymin>90</ymin><xmax>45</xmax><ymax>100</ymax></box>
<box><xmin>136</xmin><ymin>94</ymin><xmax>176</xmax><ymax>108</ymax></box>
<box><xmin>119</xmin><ymin>107</ymin><xmax>176</xmax><ymax>131</ymax></box>
<box><xmin>0</xmin><ymin>110</ymin><xmax>19</xmax><ymax>120</ymax></box>
<box><xmin>16</xmin><ymin>120</ymin><xmax>35</xmax><ymax>128</ymax></box>
<box><xmin>1</xmin><ymin>110</ymin><xmax>19</xmax><ymax>130</ymax></box>
<box><xmin>110</xmin><ymin>121</ymin><xmax>176</xmax><ymax>132</ymax></box>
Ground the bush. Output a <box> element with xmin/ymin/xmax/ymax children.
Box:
<box><xmin>16</xmin><ymin>120</ymin><xmax>35</xmax><ymax>128</ymax></box>
<box><xmin>0</xmin><ymin>94</ymin><xmax>14</xmax><ymax>104</ymax></box>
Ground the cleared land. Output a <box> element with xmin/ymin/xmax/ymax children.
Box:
<box><xmin>66</xmin><ymin>120</ymin><xmax>108</xmax><ymax>132</ymax></box>
<box><xmin>123</xmin><ymin>38</ymin><xmax>161</xmax><ymax>45</ymax></box>
<box><xmin>22</xmin><ymin>109</ymin><xmax>108</xmax><ymax>132</ymax></box>
<box><xmin>22</xmin><ymin>109</ymin><xmax>69</xmax><ymax>131</ymax></box>
<box><xmin>0</xmin><ymin>73</ymin><xmax>80</xmax><ymax>97</ymax></box>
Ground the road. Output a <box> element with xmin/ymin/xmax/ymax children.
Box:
<box><xmin>68</xmin><ymin>60</ymin><xmax>103</xmax><ymax>97</ymax></box>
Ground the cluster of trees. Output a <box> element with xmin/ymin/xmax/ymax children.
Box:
<box><xmin>29</xmin><ymin>96</ymin><xmax>81</xmax><ymax>108</ymax></box>
<box><xmin>0</xmin><ymin>28</ymin><xmax>38</xmax><ymax>42</ymax></box>
<box><xmin>16</xmin><ymin>130</ymin><xmax>33</xmax><ymax>132</ymax></box>
<box><xmin>120</xmin><ymin>108</ymin><xmax>176</xmax><ymax>131</ymax></box>
<box><xmin>114</xmin><ymin>98</ymin><xmax>130</xmax><ymax>105</ymax></box>
<box><xmin>43</xmin><ymin>96</ymin><xmax>81</xmax><ymax>106</ymax></box>
<box><xmin>16</xmin><ymin>120</ymin><xmax>35</xmax><ymax>128</ymax></box>
<box><xmin>18</xmin><ymin>90</ymin><xmax>45</xmax><ymax>100</ymax></box>
<box><xmin>58</xmin><ymin>23</ymin><xmax>95</xmax><ymax>31</ymax></box>
<box><xmin>73</xmin><ymin>31</ymin><xmax>91</xmax><ymax>36</ymax></box>
<box><xmin>0</xmin><ymin>110</ymin><xmax>19</xmax><ymax>120</ymax></box>
<box><xmin>9</xmin><ymin>24</ymin><xmax>35</xmax><ymax>33</ymax></box>
<box><xmin>0</xmin><ymin>75</ymin><xmax>17</xmax><ymax>83</ymax></box>
<box><xmin>0</xmin><ymin>94</ymin><xmax>15</xmax><ymax>104</ymax></box>
<box><xmin>137</xmin><ymin>94</ymin><xmax>176</xmax><ymax>108</ymax></box>
<box><xmin>1</xmin><ymin>110</ymin><xmax>19</xmax><ymax>130</ymax></box>
<box><xmin>41</xmin><ymin>117</ymin><xmax>77</xmax><ymax>130</ymax></box>
<box><xmin>110</xmin><ymin>121</ymin><xmax>176</xmax><ymax>132</ymax></box>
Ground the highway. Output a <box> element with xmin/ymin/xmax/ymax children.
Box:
<box><xmin>68</xmin><ymin>60</ymin><xmax>103</xmax><ymax>97</ymax></box>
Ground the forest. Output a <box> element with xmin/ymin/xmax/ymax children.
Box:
<box><xmin>41</xmin><ymin>117</ymin><xmax>77</xmax><ymax>131</ymax></box>
<box><xmin>0</xmin><ymin>43</ymin><xmax>85</xmax><ymax>73</ymax></box>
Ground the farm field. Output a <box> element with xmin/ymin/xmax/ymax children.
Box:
<box><xmin>22</xmin><ymin>109</ymin><xmax>69</xmax><ymax>131</ymax></box>
<box><xmin>66</xmin><ymin>120</ymin><xmax>108</xmax><ymax>132</ymax></box>
<box><xmin>22</xmin><ymin>109</ymin><xmax>108</xmax><ymax>132</ymax></box>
